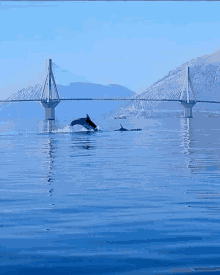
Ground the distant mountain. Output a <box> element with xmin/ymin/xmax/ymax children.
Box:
<box><xmin>58</xmin><ymin>82</ymin><xmax>134</xmax><ymax>99</ymax></box>
<box><xmin>113</xmin><ymin>50</ymin><xmax>220</xmax><ymax>118</ymax></box>
<box><xmin>0</xmin><ymin>83</ymin><xmax>135</xmax><ymax>121</ymax></box>
<box><xmin>52</xmin><ymin>63</ymin><xmax>88</xmax><ymax>85</ymax></box>
<box><xmin>56</xmin><ymin>83</ymin><xmax>135</xmax><ymax>120</ymax></box>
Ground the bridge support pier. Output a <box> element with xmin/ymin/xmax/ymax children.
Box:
<box><xmin>40</xmin><ymin>59</ymin><xmax>60</xmax><ymax>120</ymax></box>
<box><xmin>180</xmin><ymin>101</ymin><xmax>196</xmax><ymax>118</ymax></box>
<box><xmin>41</xmin><ymin>100</ymin><xmax>60</xmax><ymax>120</ymax></box>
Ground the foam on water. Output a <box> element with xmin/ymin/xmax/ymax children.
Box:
<box><xmin>52</xmin><ymin>124</ymin><xmax>101</xmax><ymax>134</ymax></box>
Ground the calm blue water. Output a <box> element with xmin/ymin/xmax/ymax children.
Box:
<box><xmin>1</xmin><ymin>112</ymin><xmax>220</xmax><ymax>274</ymax></box>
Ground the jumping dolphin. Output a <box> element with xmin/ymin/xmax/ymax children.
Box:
<box><xmin>70</xmin><ymin>114</ymin><xmax>97</xmax><ymax>131</ymax></box>
<box><xmin>115</xmin><ymin>124</ymin><xmax>142</xmax><ymax>132</ymax></box>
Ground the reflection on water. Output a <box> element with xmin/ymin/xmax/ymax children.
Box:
<box><xmin>40</xmin><ymin>120</ymin><xmax>57</xmax><ymax>196</ymax></box>
<box><xmin>42</xmin><ymin>137</ymin><xmax>55</xmax><ymax>195</ymax></box>
<box><xmin>180</xmin><ymin>116</ymin><xmax>220</xmax><ymax>178</ymax></box>
<box><xmin>180</xmin><ymin>117</ymin><xmax>193</xmax><ymax>154</ymax></box>
<box><xmin>180</xmin><ymin>117</ymin><xmax>195</xmax><ymax>175</ymax></box>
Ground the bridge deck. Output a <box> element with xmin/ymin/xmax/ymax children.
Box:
<box><xmin>0</xmin><ymin>98</ymin><xmax>220</xmax><ymax>104</ymax></box>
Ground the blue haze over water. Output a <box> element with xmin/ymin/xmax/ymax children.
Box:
<box><xmin>1</xmin><ymin>110</ymin><xmax>220</xmax><ymax>274</ymax></box>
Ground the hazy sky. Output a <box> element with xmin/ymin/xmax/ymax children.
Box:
<box><xmin>1</xmin><ymin>1</ymin><xmax>220</xmax><ymax>99</ymax></box>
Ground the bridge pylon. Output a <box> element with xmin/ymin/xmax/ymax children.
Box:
<box><xmin>179</xmin><ymin>66</ymin><xmax>196</xmax><ymax>118</ymax></box>
<box><xmin>41</xmin><ymin>59</ymin><xmax>60</xmax><ymax>120</ymax></box>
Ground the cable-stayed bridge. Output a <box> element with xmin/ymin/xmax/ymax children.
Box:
<box><xmin>1</xmin><ymin>59</ymin><xmax>220</xmax><ymax>119</ymax></box>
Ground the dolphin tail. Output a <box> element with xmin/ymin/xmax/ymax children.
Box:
<box><xmin>86</xmin><ymin>116</ymin><xmax>97</xmax><ymax>129</ymax></box>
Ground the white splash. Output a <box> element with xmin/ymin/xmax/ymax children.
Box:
<box><xmin>52</xmin><ymin>125</ymin><xmax>100</xmax><ymax>134</ymax></box>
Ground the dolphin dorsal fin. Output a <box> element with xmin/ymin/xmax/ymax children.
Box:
<box><xmin>120</xmin><ymin>124</ymin><xmax>123</xmax><ymax>128</ymax></box>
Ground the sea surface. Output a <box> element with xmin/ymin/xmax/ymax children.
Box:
<box><xmin>1</xmin><ymin>111</ymin><xmax>220</xmax><ymax>275</ymax></box>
